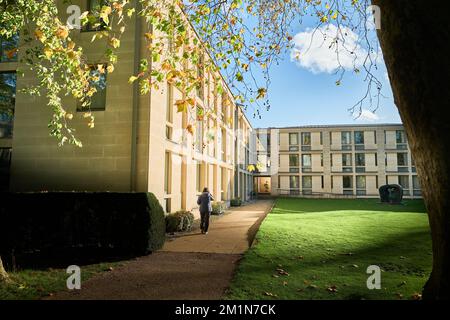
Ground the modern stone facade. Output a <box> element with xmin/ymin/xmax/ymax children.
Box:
<box><xmin>253</xmin><ymin>124</ymin><xmax>421</xmax><ymax>198</ymax></box>
<box><xmin>0</xmin><ymin>1</ymin><xmax>255</xmax><ymax>216</ymax></box>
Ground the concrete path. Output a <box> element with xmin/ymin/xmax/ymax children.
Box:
<box><xmin>162</xmin><ymin>200</ymin><xmax>274</xmax><ymax>254</ymax></box>
<box><xmin>49</xmin><ymin>200</ymin><xmax>274</xmax><ymax>300</ymax></box>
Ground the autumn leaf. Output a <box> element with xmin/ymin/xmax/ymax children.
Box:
<box><xmin>256</xmin><ymin>88</ymin><xmax>267</xmax><ymax>99</ymax></box>
<box><xmin>55</xmin><ymin>26</ymin><xmax>69</xmax><ymax>39</ymax></box>
<box><xmin>175</xmin><ymin>99</ymin><xmax>188</xmax><ymax>113</ymax></box>
<box><xmin>186</xmin><ymin>124</ymin><xmax>194</xmax><ymax>135</ymax></box>
<box><xmin>43</xmin><ymin>46</ymin><xmax>53</xmax><ymax>59</ymax></box>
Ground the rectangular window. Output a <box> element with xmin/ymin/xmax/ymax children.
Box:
<box><xmin>77</xmin><ymin>64</ymin><xmax>107</xmax><ymax>111</ymax></box>
<box><xmin>356</xmin><ymin>176</ymin><xmax>366</xmax><ymax>189</ymax></box>
<box><xmin>320</xmin><ymin>154</ymin><xmax>323</xmax><ymax>167</ymax></box>
<box><xmin>355</xmin><ymin>153</ymin><xmax>365</xmax><ymax>166</ymax></box>
<box><xmin>289</xmin><ymin>154</ymin><xmax>299</xmax><ymax>167</ymax></box>
<box><xmin>343</xmin><ymin>176</ymin><xmax>352</xmax><ymax>189</ymax></box>
<box><xmin>374</xmin><ymin>131</ymin><xmax>377</xmax><ymax>144</ymax></box>
<box><xmin>376</xmin><ymin>175</ymin><xmax>379</xmax><ymax>189</ymax></box>
<box><xmin>396</xmin><ymin>130</ymin><xmax>406</xmax><ymax>144</ymax></box>
<box><xmin>321</xmin><ymin>176</ymin><xmax>324</xmax><ymax>188</ymax></box>
<box><xmin>83</xmin><ymin>0</ymin><xmax>109</xmax><ymax>31</ymax></box>
<box><xmin>341</xmin><ymin>131</ymin><xmax>351</xmax><ymax>145</ymax></box>
<box><xmin>302</xmin><ymin>154</ymin><xmax>312</xmax><ymax>167</ymax></box>
<box><xmin>398</xmin><ymin>175</ymin><xmax>409</xmax><ymax>189</ymax></box>
<box><xmin>301</xmin><ymin>132</ymin><xmax>311</xmax><ymax>145</ymax></box>
<box><xmin>166</xmin><ymin>83</ymin><xmax>173</xmax><ymax>140</ymax></box>
<box><xmin>289</xmin><ymin>132</ymin><xmax>298</xmax><ymax>145</ymax></box>
<box><xmin>289</xmin><ymin>176</ymin><xmax>299</xmax><ymax>189</ymax></box>
<box><xmin>195</xmin><ymin>108</ymin><xmax>204</xmax><ymax>152</ymax></box>
<box><xmin>0</xmin><ymin>71</ymin><xmax>16</xmax><ymax>139</ymax></box>
<box><xmin>164</xmin><ymin>152</ymin><xmax>171</xmax><ymax>194</ymax></box>
<box><xmin>196</xmin><ymin>162</ymin><xmax>203</xmax><ymax>193</ymax></box>
<box><xmin>302</xmin><ymin>176</ymin><xmax>312</xmax><ymax>189</ymax></box>
<box><xmin>354</xmin><ymin>131</ymin><xmax>364</xmax><ymax>144</ymax></box>
<box><xmin>197</xmin><ymin>54</ymin><xmax>205</xmax><ymax>100</ymax></box>
<box><xmin>0</xmin><ymin>34</ymin><xmax>19</xmax><ymax>62</ymax></box>
<box><xmin>342</xmin><ymin>153</ymin><xmax>352</xmax><ymax>167</ymax></box>
<box><xmin>375</xmin><ymin>153</ymin><xmax>378</xmax><ymax>166</ymax></box>
<box><xmin>320</xmin><ymin>132</ymin><xmax>323</xmax><ymax>145</ymax></box>
<box><xmin>397</xmin><ymin>153</ymin><xmax>408</xmax><ymax>166</ymax></box>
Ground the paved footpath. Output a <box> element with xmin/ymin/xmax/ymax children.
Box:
<box><xmin>49</xmin><ymin>200</ymin><xmax>274</xmax><ymax>300</ymax></box>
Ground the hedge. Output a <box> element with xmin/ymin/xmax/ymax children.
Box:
<box><xmin>0</xmin><ymin>192</ymin><xmax>166</xmax><ymax>270</ymax></box>
<box><xmin>230</xmin><ymin>198</ymin><xmax>242</xmax><ymax>207</ymax></box>
<box><xmin>211</xmin><ymin>201</ymin><xmax>226</xmax><ymax>215</ymax></box>
<box><xmin>166</xmin><ymin>211</ymin><xmax>195</xmax><ymax>233</ymax></box>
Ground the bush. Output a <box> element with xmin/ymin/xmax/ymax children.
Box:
<box><xmin>211</xmin><ymin>201</ymin><xmax>226</xmax><ymax>215</ymax></box>
<box><xmin>165</xmin><ymin>210</ymin><xmax>195</xmax><ymax>233</ymax></box>
<box><xmin>0</xmin><ymin>192</ymin><xmax>166</xmax><ymax>270</ymax></box>
<box><xmin>230</xmin><ymin>198</ymin><xmax>242</xmax><ymax>207</ymax></box>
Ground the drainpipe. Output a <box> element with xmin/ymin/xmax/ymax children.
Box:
<box><xmin>130</xmin><ymin>0</ymin><xmax>142</xmax><ymax>192</ymax></box>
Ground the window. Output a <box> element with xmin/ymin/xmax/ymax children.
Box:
<box><xmin>320</xmin><ymin>132</ymin><xmax>323</xmax><ymax>145</ymax></box>
<box><xmin>301</xmin><ymin>132</ymin><xmax>311</xmax><ymax>145</ymax></box>
<box><xmin>0</xmin><ymin>34</ymin><xmax>19</xmax><ymax>62</ymax></box>
<box><xmin>289</xmin><ymin>154</ymin><xmax>299</xmax><ymax>167</ymax></box>
<box><xmin>354</xmin><ymin>131</ymin><xmax>364</xmax><ymax>144</ymax></box>
<box><xmin>396</xmin><ymin>130</ymin><xmax>406</xmax><ymax>144</ymax></box>
<box><xmin>289</xmin><ymin>132</ymin><xmax>298</xmax><ymax>145</ymax></box>
<box><xmin>356</xmin><ymin>176</ymin><xmax>366</xmax><ymax>195</ymax></box>
<box><xmin>374</xmin><ymin>131</ymin><xmax>377</xmax><ymax>144</ymax></box>
<box><xmin>302</xmin><ymin>176</ymin><xmax>312</xmax><ymax>189</ymax></box>
<box><xmin>302</xmin><ymin>154</ymin><xmax>311</xmax><ymax>167</ymax></box>
<box><xmin>398</xmin><ymin>175</ymin><xmax>409</xmax><ymax>189</ymax></box>
<box><xmin>164</xmin><ymin>152</ymin><xmax>171</xmax><ymax>194</ymax></box>
<box><xmin>0</xmin><ymin>148</ymin><xmax>11</xmax><ymax>191</ymax></box>
<box><xmin>196</xmin><ymin>162</ymin><xmax>203</xmax><ymax>193</ymax></box>
<box><xmin>77</xmin><ymin>64</ymin><xmax>107</xmax><ymax>111</ymax></box>
<box><xmin>355</xmin><ymin>153</ymin><xmax>365</xmax><ymax>166</ymax></box>
<box><xmin>0</xmin><ymin>71</ymin><xmax>16</xmax><ymax>139</ymax></box>
<box><xmin>289</xmin><ymin>176</ymin><xmax>299</xmax><ymax>189</ymax></box>
<box><xmin>342</xmin><ymin>153</ymin><xmax>352</xmax><ymax>167</ymax></box>
<box><xmin>83</xmin><ymin>0</ymin><xmax>109</xmax><ymax>31</ymax></box>
<box><xmin>166</xmin><ymin>83</ymin><xmax>173</xmax><ymax>140</ymax></box>
<box><xmin>343</xmin><ymin>176</ymin><xmax>352</xmax><ymax>189</ymax></box>
<box><xmin>197</xmin><ymin>54</ymin><xmax>205</xmax><ymax>100</ymax></box>
<box><xmin>397</xmin><ymin>153</ymin><xmax>408</xmax><ymax>166</ymax></box>
<box><xmin>195</xmin><ymin>108</ymin><xmax>204</xmax><ymax>152</ymax></box>
<box><xmin>356</xmin><ymin>176</ymin><xmax>366</xmax><ymax>189</ymax></box>
<box><xmin>321</xmin><ymin>176</ymin><xmax>324</xmax><ymax>188</ymax></box>
<box><xmin>341</xmin><ymin>131</ymin><xmax>351</xmax><ymax>145</ymax></box>
<box><xmin>320</xmin><ymin>154</ymin><xmax>323</xmax><ymax>167</ymax></box>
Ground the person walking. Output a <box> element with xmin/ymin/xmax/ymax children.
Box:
<box><xmin>197</xmin><ymin>187</ymin><xmax>214</xmax><ymax>234</ymax></box>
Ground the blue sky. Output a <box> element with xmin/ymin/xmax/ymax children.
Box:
<box><xmin>243</xmin><ymin>23</ymin><xmax>402</xmax><ymax>129</ymax></box>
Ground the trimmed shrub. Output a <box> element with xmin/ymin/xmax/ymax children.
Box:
<box><xmin>165</xmin><ymin>210</ymin><xmax>195</xmax><ymax>233</ymax></box>
<box><xmin>211</xmin><ymin>201</ymin><xmax>226</xmax><ymax>215</ymax></box>
<box><xmin>0</xmin><ymin>192</ymin><xmax>166</xmax><ymax>270</ymax></box>
<box><xmin>230</xmin><ymin>198</ymin><xmax>242</xmax><ymax>207</ymax></box>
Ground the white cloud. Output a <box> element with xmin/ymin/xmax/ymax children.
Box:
<box><xmin>290</xmin><ymin>24</ymin><xmax>369</xmax><ymax>74</ymax></box>
<box><xmin>355</xmin><ymin>109</ymin><xmax>380</xmax><ymax>122</ymax></box>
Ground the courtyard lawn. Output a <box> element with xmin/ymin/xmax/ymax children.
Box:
<box><xmin>226</xmin><ymin>198</ymin><xmax>431</xmax><ymax>300</ymax></box>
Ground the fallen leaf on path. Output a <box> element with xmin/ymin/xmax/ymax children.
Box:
<box><xmin>264</xmin><ymin>292</ymin><xmax>278</xmax><ymax>297</ymax></box>
<box><xmin>327</xmin><ymin>285</ymin><xmax>338</xmax><ymax>293</ymax></box>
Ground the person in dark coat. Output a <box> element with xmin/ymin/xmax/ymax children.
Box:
<box><xmin>197</xmin><ymin>187</ymin><xmax>214</xmax><ymax>234</ymax></box>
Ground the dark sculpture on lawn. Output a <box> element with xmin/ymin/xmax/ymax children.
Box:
<box><xmin>379</xmin><ymin>184</ymin><xmax>403</xmax><ymax>204</ymax></box>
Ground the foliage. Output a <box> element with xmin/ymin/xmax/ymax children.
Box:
<box><xmin>230</xmin><ymin>197</ymin><xmax>242</xmax><ymax>207</ymax></box>
<box><xmin>226</xmin><ymin>198</ymin><xmax>430</xmax><ymax>300</ymax></box>
<box><xmin>0</xmin><ymin>0</ymin><xmax>381</xmax><ymax>146</ymax></box>
<box><xmin>211</xmin><ymin>201</ymin><xmax>226</xmax><ymax>215</ymax></box>
<box><xmin>165</xmin><ymin>210</ymin><xmax>195</xmax><ymax>233</ymax></box>
<box><xmin>0</xmin><ymin>192</ymin><xmax>166</xmax><ymax>270</ymax></box>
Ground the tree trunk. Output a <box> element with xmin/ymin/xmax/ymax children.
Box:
<box><xmin>373</xmin><ymin>0</ymin><xmax>450</xmax><ymax>299</ymax></box>
<box><xmin>0</xmin><ymin>257</ymin><xmax>10</xmax><ymax>283</ymax></box>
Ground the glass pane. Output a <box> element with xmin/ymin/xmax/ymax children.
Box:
<box><xmin>302</xmin><ymin>154</ymin><xmax>311</xmax><ymax>167</ymax></box>
<box><xmin>289</xmin><ymin>133</ymin><xmax>298</xmax><ymax>145</ymax></box>
<box><xmin>0</xmin><ymin>34</ymin><xmax>19</xmax><ymax>62</ymax></box>
<box><xmin>341</xmin><ymin>131</ymin><xmax>351</xmax><ymax>144</ymax></box>
<box><xmin>399</xmin><ymin>176</ymin><xmax>409</xmax><ymax>188</ymax></box>
<box><xmin>396</xmin><ymin>130</ymin><xmax>406</xmax><ymax>143</ymax></box>
<box><xmin>413</xmin><ymin>176</ymin><xmax>420</xmax><ymax>189</ymax></box>
<box><xmin>343</xmin><ymin>176</ymin><xmax>352</xmax><ymax>188</ymax></box>
<box><xmin>342</xmin><ymin>153</ymin><xmax>352</xmax><ymax>166</ymax></box>
<box><xmin>397</xmin><ymin>153</ymin><xmax>408</xmax><ymax>166</ymax></box>
<box><xmin>0</xmin><ymin>72</ymin><xmax>16</xmax><ymax>139</ymax></box>
<box><xmin>289</xmin><ymin>176</ymin><xmax>299</xmax><ymax>189</ymax></box>
<box><xmin>302</xmin><ymin>176</ymin><xmax>312</xmax><ymax>188</ymax></box>
<box><xmin>356</xmin><ymin>176</ymin><xmax>366</xmax><ymax>188</ymax></box>
<box><xmin>354</xmin><ymin>131</ymin><xmax>364</xmax><ymax>144</ymax></box>
<box><xmin>355</xmin><ymin>153</ymin><xmax>365</xmax><ymax>166</ymax></box>
<box><xmin>289</xmin><ymin>154</ymin><xmax>299</xmax><ymax>167</ymax></box>
<box><xmin>301</xmin><ymin>132</ymin><xmax>311</xmax><ymax>145</ymax></box>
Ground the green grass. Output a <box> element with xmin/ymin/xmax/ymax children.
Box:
<box><xmin>226</xmin><ymin>198</ymin><xmax>431</xmax><ymax>300</ymax></box>
<box><xmin>0</xmin><ymin>261</ymin><xmax>123</xmax><ymax>300</ymax></box>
